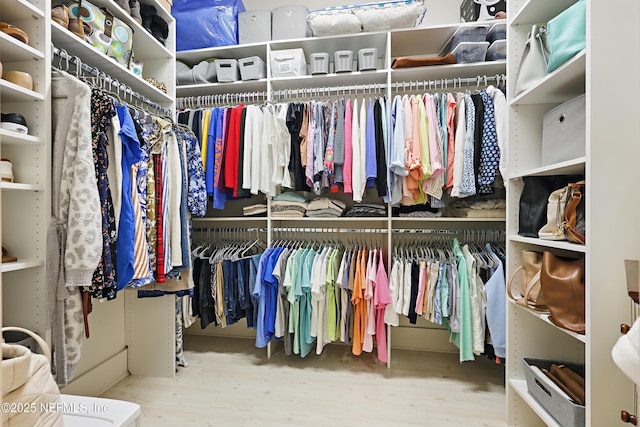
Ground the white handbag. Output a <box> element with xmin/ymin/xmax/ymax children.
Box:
<box><xmin>538</xmin><ymin>186</ymin><xmax>568</xmax><ymax>241</ymax></box>
<box><xmin>514</xmin><ymin>24</ymin><xmax>550</xmax><ymax>96</ymax></box>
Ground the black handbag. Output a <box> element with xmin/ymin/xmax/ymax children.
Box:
<box><xmin>518</xmin><ymin>175</ymin><xmax>583</xmax><ymax>238</ymax></box>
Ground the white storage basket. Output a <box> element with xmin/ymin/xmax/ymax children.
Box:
<box><xmin>270</xmin><ymin>48</ymin><xmax>307</xmax><ymax>77</ymax></box>
<box><xmin>310</xmin><ymin>52</ymin><xmax>329</xmax><ymax>75</ymax></box>
<box><xmin>334</xmin><ymin>50</ymin><xmax>353</xmax><ymax>73</ymax></box>
<box><xmin>214</xmin><ymin>59</ymin><xmax>240</xmax><ymax>82</ymax></box>
<box><xmin>358</xmin><ymin>48</ymin><xmax>377</xmax><ymax>71</ymax></box>
<box><xmin>239</xmin><ymin>56</ymin><xmax>267</xmax><ymax>81</ymax></box>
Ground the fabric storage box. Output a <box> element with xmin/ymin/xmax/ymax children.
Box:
<box><xmin>270</xmin><ymin>48</ymin><xmax>307</xmax><ymax>77</ymax></box>
<box><xmin>214</xmin><ymin>59</ymin><xmax>240</xmax><ymax>82</ymax></box>
<box><xmin>460</xmin><ymin>0</ymin><xmax>506</xmax><ymax>22</ymax></box>
<box><xmin>523</xmin><ymin>358</ymin><xmax>585</xmax><ymax>427</ymax></box>
<box><xmin>238</xmin><ymin>10</ymin><xmax>272</xmax><ymax>44</ymax></box>
<box><xmin>451</xmin><ymin>41</ymin><xmax>489</xmax><ymax>63</ymax></box>
<box><xmin>486</xmin><ymin>39</ymin><xmax>506</xmax><ymax>61</ymax></box>
<box><xmin>487</xmin><ymin>21</ymin><xmax>507</xmax><ymax>43</ymax></box>
<box><xmin>541</xmin><ymin>94</ymin><xmax>586</xmax><ymax>166</ymax></box>
<box><xmin>238</xmin><ymin>56</ymin><xmax>266</xmax><ymax>80</ymax></box>
<box><xmin>358</xmin><ymin>48</ymin><xmax>378</xmax><ymax>71</ymax></box>
<box><xmin>310</xmin><ymin>52</ymin><xmax>329</xmax><ymax>75</ymax></box>
<box><xmin>334</xmin><ymin>50</ymin><xmax>354</xmax><ymax>73</ymax></box>
<box><xmin>271</xmin><ymin>6</ymin><xmax>311</xmax><ymax>40</ymax></box>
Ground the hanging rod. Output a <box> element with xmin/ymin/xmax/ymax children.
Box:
<box><xmin>52</xmin><ymin>46</ymin><xmax>172</xmax><ymax>117</ymax></box>
<box><xmin>273</xmin><ymin>83</ymin><xmax>387</xmax><ymax>101</ymax></box>
<box><xmin>392</xmin><ymin>74</ymin><xmax>506</xmax><ymax>93</ymax></box>
<box><xmin>177</xmin><ymin>91</ymin><xmax>269</xmax><ymax>110</ymax></box>
<box><xmin>272</xmin><ymin>227</ymin><xmax>387</xmax><ymax>234</ymax></box>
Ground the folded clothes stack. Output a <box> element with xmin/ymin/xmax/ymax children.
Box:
<box><xmin>345</xmin><ymin>203</ymin><xmax>387</xmax><ymax>217</ymax></box>
<box><xmin>271</xmin><ymin>192</ymin><xmax>308</xmax><ymax>218</ymax></box>
<box><xmin>305</xmin><ymin>197</ymin><xmax>347</xmax><ymax>218</ymax></box>
<box><xmin>392</xmin><ymin>204</ymin><xmax>443</xmax><ymax>218</ymax></box>
<box><xmin>243</xmin><ymin>204</ymin><xmax>267</xmax><ymax>217</ymax></box>
<box><xmin>447</xmin><ymin>197</ymin><xmax>506</xmax><ymax>218</ymax></box>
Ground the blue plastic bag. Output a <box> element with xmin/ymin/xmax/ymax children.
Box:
<box><xmin>173</xmin><ymin>0</ymin><xmax>245</xmax><ymax>51</ymax></box>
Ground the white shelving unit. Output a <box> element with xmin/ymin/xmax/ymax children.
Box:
<box><xmin>506</xmin><ymin>0</ymin><xmax>639</xmax><ymax>425</ymax></box>
<box><xmin>0</xmin><ymin>0</ymin><xmax>50</xmax><ymax>341</ymax></box>
<box><xmin>178</xmin><ymin>21</ymin><xmax>509</xmax><ymax>357</ymax></box>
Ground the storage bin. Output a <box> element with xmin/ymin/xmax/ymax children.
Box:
<box><xmin>541</xmin><ymin>94</ymin><xmax>586</xmax><ymax>166</ymax></box>
<box><xmin>334</xmin><ymin>50</ymin><xmax>353</xmax><ymax>73</ymax></box>
<box><xmin>441</xmin><ymin>24</ymin><xmax>490</xmax><ymax>55</ymax></box>
<box><xmin>310</xmin><ymin>52</ymin><xmax>329</xmax><ymax>75</ymax></box>
<box><xmin>487</xmin><ymin>20</ymin><xmax>507</xmax><ymax>43</ymax></box>
<box><xmin>358</xmin><ymin>48</ymin><xmax>378</xmax><ymax>71</ymax></box>
<box><xmin>523</xmin><ymin>358</ymin><xmax>585</xmax><ymax>427</ymax></box>
<box><xmin>486</xmin><ymin>39</ymin><xmax>506</xmax><ymax>61</ymax></box>
<box><xmin>214</xmin><ymin>59</ymin><xmax>240</xmax><ymax>82</ymax></box>
<box><xmin>238</xmin><ymin>56</ymin><xmax>266</xmax><ymax>81</ymax></box>
<box><xmin>270</xmin><ymin>48</ymin><xmax>307</xmax><ymax>77</ymax></box>
<box><xmin>451</xmin><ymin>41</ymin><xmax>489</xmax><ymax>63</ymax></box>
<box><xmin>238</xmin><ymin>10</ymin><xmax>272</xmax><ymax>44</ymax></box>
<box><xmin>271</xmin><ymin>6</ymin><xmax>311</xmax><ymax>40</ymax></box>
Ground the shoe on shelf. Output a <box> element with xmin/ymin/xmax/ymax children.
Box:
<box><xmin>51</xmin><ymin>4</ymin><xmax>70</xmax><ymax>28</ymax></box>
<box><xmin>114</xmin><ymin>0</ymin><xmax>130</xmax><ymax>14</ymax></box>
<box><xmin>0</xmin><ymin>22</ymin><xmax>29</xmax><ymax>44</ymax></box>
<box><xmin>150</xmin><ymin>14</ymin><xmax>169</xmax><ymax>46</ymax></box>
<box><xmin>129</xmin><ymin>0</ymin><xmax>142</xmax><ymax>25</ymax></box>
<box><xmin>0</xmin><ymin>158</ymin><xmax>14</xmax><ymax>183</ymax></box>
<box><xmin>2</xmin><ymin>247</ymin><xmax>17</xmax><ymax>263</ymax></box>
<box><xmin>2</xmin><ymin>70</ymin><xmax>33</xmax><ymax>91</ymax></box>
<box><xmin>0</xmin><ymin>113</ymin><xmax>28</xmax><ymax>134</ymax></box>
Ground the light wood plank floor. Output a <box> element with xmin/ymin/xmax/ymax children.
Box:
<box><xmin>101</xmin><ymin>335</ymin><xmax>506</xmax><ymax>427</ymax></box>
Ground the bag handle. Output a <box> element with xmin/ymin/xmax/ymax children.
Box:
<box><xmin>2</xmin><ymin>327</ymin><xmax>51</xmax><ymax>361</ymax></box>
<box><xmin>507</xmin><ymin>266</ymin><xmax>549</xmax><ymax>313</ymax></box>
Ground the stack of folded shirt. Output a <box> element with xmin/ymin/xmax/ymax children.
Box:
<box><xmin>447</xmin><ymin>197</ymin><xmax>506</xmax><ymax>218</ymax></box>
<box><xmin>392</xmin><ymin>204</ymin><xmax>443</xmax><ymax>218</ymax></box>
<box><xmin>305</xmin><ymin>197</ymin><xmax>347</xmax><ymax>218</ymax></box>
<box><xmin>243</xmin><ymin>204</ymin><xmax>267</xmax><ymax>217</ymax></box>
<box><xmin>345</xmin><ymin>203</ymin><xmax>387</xmax><ymax>217</ymax></box>
<box><xmin>271</xmin><ymin>191</ymin><xmax>308</xmax><ymax>218</ymax></box>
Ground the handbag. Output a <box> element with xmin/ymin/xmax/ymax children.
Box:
<box><xmin>507</xmin><ymin>250</ymin><xmax>548</xmax><ymax>312</ymax></box>
<box><xmin>543</xmin><ymin>363</ymin><xmax>585</xmax><ymax>405</ymax></box>
<box><xmin>514</xmin><ymin>24</ymin><xmax>550</xmax><ymax>96</ymax></box>
<box><xmin>539</xmin><ymin>251</ymin><xmax>585</xmax><ymax>334</ymax></box>
<box><xmin>538</xmin><ymin>185</ymin><xmax>569</xmax><ymax>241</ymax></box>
<box><xmin>518</xmin><ymin>175</ymin><xmax>582</xmax><ymax>238</ymax></box>
<box><xmin>546</xmin><ymin>0</ymin><xmax>586</xmax><ymax>73</ymax></box>
<box><xmin>563</xmin><ymin>181</ymin><xmax>585</xmax><ymax>244</ymax></box>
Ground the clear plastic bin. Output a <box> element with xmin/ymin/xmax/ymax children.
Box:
<box><xmin>451</xmin><ymin>41</ymin><xmax>489</xmax><ymax>64</ymax></box>
<box><xmin>214</xmin><ymin>59</ymin><xmax>240</xmax><ymax>82</ymax></box>
<box><xmin>334</xmin><ymin>50</ymin><xmax>353</xmax><ymax>73</ymax></box>
<box><xmin>358</xmin><ymin>48</ymin><xmax>377</xmax><ymax>71</ymax></box>
<box><xmin>487</xmin><ymin>21</ymin><xmax>507</xmax><ymax>43</ymax></box>
<box><xmin>486</xmin><ymin>39</ymin><xmax>506</xmax><ymax>61</ymax></box>
<box><xmin>239</xmin><ymin>56</ymin><xmax>266</xmax><ymax>81</ymax></box>
<box><xmin>442</xmin><ymin>24</ymin><xmax>490</xmax><ymax>55</ymax></box>
<box><xmin>310</xmin><ymin>52</ymin><xmax>329</xmax><ymax>75</ymax></box>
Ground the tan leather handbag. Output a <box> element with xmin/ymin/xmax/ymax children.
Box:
<box><xmin>539</xmin><ymin>251</ymin><xmax>585</xmax><ymax>334</ymax></box>
<box><xmin>507</xmin><ymin>250</ymin><xmax>548</xmax><ymax>313</ymax></box>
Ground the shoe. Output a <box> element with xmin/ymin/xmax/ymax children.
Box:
<box><xmin>140</xmin><ymin>4</ymin><xmax>156</xmax><ymax>32</ymax></box>
<box><xmin>0</xmin><ymin>158</ymin><xmax>14</xmax><ymax>183</ymax></box>
<box><xmin>51</xmin><ymin>4</ymin><xmax>69</xmax><ymax>28</ymax></box>
<box><xmin>129</xmin><ymin>0</ymin><xmax>142</xmax><ymax>25</ymax></box>
<box><xmin>150</xmin><ymin>14</ymin><xmax>169</xmax><ymax>46</ymax></box>
<box><xmin>0</xmin><ymin>22</ymin><xmax>29</xmax><ymax>44</ymax></box>
<box><xmin>0</xmin><ymin>113</ymin><xmax>28</xmax><ymax>134</ymax></box>
<box><xmin>114</xmin><ymin>0</ymin><xmax>130</xmax><ymax>14</ymax></box>
<box><xmin>2</xmin><ymin>70</ymin><xmax>33</xmax><ymax>91</ymax></box>
<box><xmin>68</xmin><ymin>16</ymin><xmax>85</xmax><ymax>39</ymax></box>
<box><xmin>2</xmin><ymin>247</ymin><xmax>17</xmax><ymax>263</ymax></box>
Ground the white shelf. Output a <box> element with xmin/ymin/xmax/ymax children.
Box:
<box><xmin>0</xmin><ymin>79</ymin><xmax>44</xmax><ymax>102</ymax></box>
<box><xmin>1</xmin><ymin>259</ymin><xmax>44</xmax><ymax>273</ymax></box>
<box><xmin>511</xmin><ymin>51</ymin><xmax>585</xmax><ymax>106</ymax></box>
<box><xmin>392</xmin><ymin>217</ymin><xmax>505</xmax><ymax>222</ymax></box>
<box><xmin>176</xmin><ymin>80</ymin><xmax>268</xmax><ymax>97</ymax></box>
<box><xmin>271</xmin><ymin>217</ymin><xmax>387</xmax><ymax>223</ymax></box>
<box><xmin>391</xmin><ymin>61</ymin><xmax>506</xmax><ymax>84</ymax></box>
<box><xmin>177</xmin><ymin>42</ymin><xmax>268</xmax><ymax>64</ymax></box>
<box><xmin>390</xmin><ymin>24</ymin><xmax>458</xmax><ymax>57</ymax></box>
<box><xmin>271</xmin><ymin>70</ymin><xmax>388</xmax><ymax>91</ymax></box>
<box><xmin>270</xmin><ymin>31</ymin><xmax>389</xmax><ymax>58</ymax></box>
<box><xmin>509</xmin><ymin>379</ymin><xmax>562</xmax><ymax>427</ymax></box>
<box><xmin>509</xmin><ymin>300</ymin><xmax>586</xmax><ymax>344</ymax></box>
<box><xmin>0</xmin><ymin>31</ymin><xmax>45</xmax><ymax>63</ymax></box>
<box><xmin>511</xmin><ymin>0</ymin><xmax>579</xmax><ymax>26</ymax></box>
<box><xmin>0</xmin><ymin>130</ymin><xmax>41</xmax><ymax>145</ymax></box>
<box><xmin>0</xmin><ymin>182</ymin><xmax>43</xmax><ymax>192</ymax></box>
<box><xmin>51</xmin><ymin>22</ymin><xmax>173</xmax><ymax>105</ymax></box>
<box><xmin>508</xmin><ymin>235</ymin><xmax>586</xmax><ymax>253</ymax></box>
<box><xmin>193</xmin><ymin>217</ymin><xmax>268</xmax><ymax>224</ymax></box>
<box><xmin>0</xmin><ymin>0</ymin><xmax>44</xmax><ymax>22</ymax></box>
<box><xmin>509</xmin><ymin>157</ymin><xmax>586</xmax><ymax>179</ymax></box>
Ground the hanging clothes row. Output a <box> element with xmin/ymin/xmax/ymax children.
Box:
<box><xmin>388</xmin><ymin>232</ymin><xmax>506</xmax><ymax>364</ymax></box>
<box><xmin>176</xmin><ymin>76</ymin><xmax>506</xmax><ymax>217</ymax></box>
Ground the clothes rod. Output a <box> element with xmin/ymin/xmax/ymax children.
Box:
<box><xmin>273</xmin><ymin>83</ymin><xmax>387</xmax><ymax>101</ymax></box>
<box><xmin>177</xmin><ymin>91</ymin><xmax>268</xmax><ymax>110</ymax></box>
<box><xmin>271</xmin><ymin>227</ymin><xmax>387</xmax><ymax>234</ymax></box>
<box><xmin>52</xmin><ymin>46</ymin><xmax>172</xmax><ymax>117</ymax></box>
<box><xmin>392</xmin><ymin>74</ymin><xmax>506</xmax><ymax>93</ymax></box>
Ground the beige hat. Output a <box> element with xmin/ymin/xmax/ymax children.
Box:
<box><xmin>0</xmin><ymin>22</ymin><xmax>28</xmax><ymax>44</ymax></box>
<box><xmin>2</xmin><ymin>71</ymin><xmax>33</xmax><ymax>91</ymax></box>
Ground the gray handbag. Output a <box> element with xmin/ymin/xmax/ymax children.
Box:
<box><xmin>514</xmin><ymin>24</ymin><xmax>550</xmax><ymax>96</ymax></box>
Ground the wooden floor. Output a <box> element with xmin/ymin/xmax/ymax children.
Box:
<box><xmin>101</xmin><ymin>335</ymin><xmax>507</xmax><ymax>427</ymax></box>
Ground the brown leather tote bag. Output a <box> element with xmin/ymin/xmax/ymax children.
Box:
<box><xmin>540</xmin><ymin>251</ymin><xmax>585</xmax><ymax>334</ymax></box>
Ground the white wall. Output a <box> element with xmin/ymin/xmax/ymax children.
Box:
<box><xmin>241</xmin><ymin>0</ymin><xmax>463</xmax><ymax>26</ymax></box>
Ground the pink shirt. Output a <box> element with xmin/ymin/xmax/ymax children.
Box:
<box><xmin>343</xmin><ymin>99</ymin><xmax>353</xmax><ymax>194</ymax></box>
<box><xmin>374</xmin><ymin>249</ymin><xmax>391</xmax><ymax>363</ymax></box>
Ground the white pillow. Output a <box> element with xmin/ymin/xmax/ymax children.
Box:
<box><xmin>353</xmin><ymin>0</ymin><xmax>426</xmax><ymax>32</ymax></box>
<box><xmin>308</xmin><ymin>8</ymin><xmax>362</xmax><ymax>37</ymax></box>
